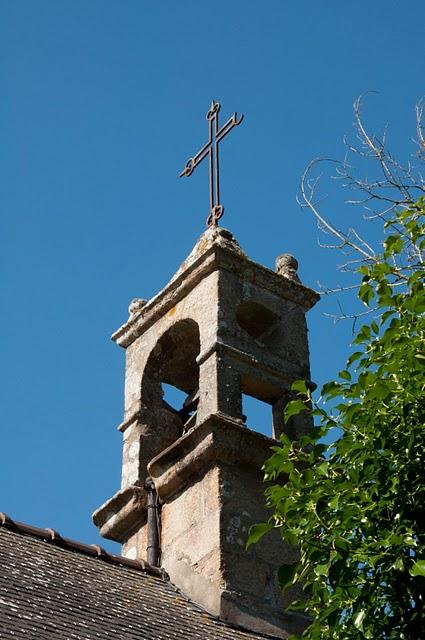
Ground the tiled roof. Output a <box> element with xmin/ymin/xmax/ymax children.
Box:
<box><xmin>0</xmin><ymin>519</ymin><xmax>273</xmax><ymax>640</ymax></box>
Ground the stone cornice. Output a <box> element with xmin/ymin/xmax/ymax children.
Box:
<box><xmin>112</xmin><ymin>242</ymin><xmax>319</xmax><ymax>349</ymax></box>
<box><xmin>148</xmin><ymin>413</ymin><xmax>277</xmax><ymax>501</ymax></box>
<box><xmin>197</xmin><ymin>338</ymin><xmax>303</xmax><ymax>386</ymax></box>
<box><xmin>92</xmin><ymin>485</ymin><xmax>146</xmax><ymax>543</ymax></box>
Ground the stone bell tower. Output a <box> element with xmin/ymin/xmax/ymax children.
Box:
<box><xmin>93</xmin><ymin>226</ymin><xmax>319</xmax><ymax>638</ymax></box>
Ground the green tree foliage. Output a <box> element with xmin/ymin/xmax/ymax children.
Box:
<box><xmin>248</xmin><ymin>101</ymin><xmax>425</xmax><ymax>639</ymax></box>
<box><xmin>250</xmin><ymin>198</ymin><xmax>425</xmax><ymax>639</ymax></box>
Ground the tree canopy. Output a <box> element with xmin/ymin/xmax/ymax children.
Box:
<box><xmin>248</xmin><ymin>99</ymin><xmax>425</xmax><ymax>639</ymax></box>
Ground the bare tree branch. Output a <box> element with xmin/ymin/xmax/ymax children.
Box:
<box><xmin>298</xmin><ymin>95</ymin><xmax>425</xmax><ymax>285</ymax></box>
<box><xmin>416</xmin><ymin>97</ymin><xmax>425</xmax><ymax>160</ymax></box>
<box><xmin>298</xmin><ymin>158</ymin><xmax>376</xmax><ymax>261</ymax></box>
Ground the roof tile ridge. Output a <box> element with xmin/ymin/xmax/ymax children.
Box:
<box><xmin>0</xmin><ymin>511</ymin><xmax>167</xmax><ymax>580</ymax></box>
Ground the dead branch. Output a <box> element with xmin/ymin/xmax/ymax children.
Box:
<box><xmin>298</xmin><ymin>95</ymin><xmax>425</xmax><ymax>287</ymax></box>
<box><xmin>298</xmin><ymin>158</ymin><xmax>376</xmax><ymax>262</ymax></box>
<box><xmin>416</xmin><ymin>97</ymin><xmax>425</xmax><ymax>160</ymax></box>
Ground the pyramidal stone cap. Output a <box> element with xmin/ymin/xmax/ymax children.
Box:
<box><xmin>112</xmin><ymin>227</ymin><xmax>319</xmax><ymax>349</ymax></box>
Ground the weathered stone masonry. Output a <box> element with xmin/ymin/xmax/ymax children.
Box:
<box><xmin>93</xmin><ymin>226</ymin><xmax>319</xmax><ymax>639</ymax></box>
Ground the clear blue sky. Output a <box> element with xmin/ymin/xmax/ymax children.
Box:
<box><xmin>1</xmin><ymin>1</ymin><xmax>423</xmax><ymax>552</ymax></box>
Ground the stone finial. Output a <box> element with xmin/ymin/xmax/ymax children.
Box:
<box><xmin>128</xmin><ymin>298</ymin><xmax>147</xmax><ymax>318</ymax></box>
<box><xmin>170</xmin><ymin>226</ymin><xmax>246</xmax><ymax>285</ymax></box>
<box><xmin>275</xmin><ymin>253</ymin><xmax>300</xmax><ymax>282</ymax></box>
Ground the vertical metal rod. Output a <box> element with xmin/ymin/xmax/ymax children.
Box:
<box><xmin>214</xmin><ymin>110</ymin><xmax>220</xmax><ymax>209</ymax></box>
<box><xmin>209</xmin><ymin>115</ymin><xmax>214</xmax><ymax>213</ymax></box>
<box><xmin>214</xmin><ymin>141</ymin><xmax>220</xmax><ymax>209</ymax></box>
<box><xmin>144</xmin><ymin>477</ymin><xmax>160</xmax><ymax>567</ymax></box>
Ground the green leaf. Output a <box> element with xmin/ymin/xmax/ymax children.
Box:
<box><xmin>358</xmin><ymin>265</ymin><xmax>370</xmax><ymax>275</ymax></box>
<box><xmin>314</xmin><ymin>564</ymin><xmax>328</xmax><ymax>576</ymax></box>
<box><xmin>338</xmin><ymin>369</ymin><xmax>351</xmax><ymax>381</ymax></box>
<box><xmin>291</xmin><ymin>379</ymin><xmax>308</xmax><ymax>394</ymax></box>
<box><xmin>282</xmin><ymin>529</ymin><xmax>298</xmax><ymax>545</ymax></box>
<box><xmin>347</xmin><ymin>351</ymin><xmax>363</xmax><ymax>367</ymax></box>
<box><xmin>410</xmin><ymin>559</ymin><xmax>425</xmax><ymax>577</ymax></box>
<box><xmin>278</xmin><ymin>562</ymin><xmax>298</xmax><ymax>588</ymax></box>
<box><xmin>353</xmin><ymin>324</ymin><xmax>371</xmax><ymax>344</ymax></box>
<box><xmin>278</xmin><ymin>432</ymin><xmax>292</xmax><ymax>448</ymax></box>
<box><xmin>381</xmin><ymin>309</ymin><xmax>395</xmax><ymax>324</ymax></box>
<box><xmin>359</xmin><ymin>282</ymin><xmax>374</xmax><ymax>306</ymax></box>
<box><xmin>392</xmin><ymin>557</ymin><xmax>404</xmax><ymax>571</ymax></box>
<box><xmin>321</xmin><ymin>381</ymin><xmax>341</xmax><ymax>397</ymax></box>
<box><xmin>284</xmin><ymin>399</ymin><xmax>307</xmax><ymax>422</ymax></box>
<box><xmin>384</xmin><ymin>234</ymin><xmax>403</xmax><ymax>255</ymax></box>
<box><xmin>334</xmin><ymin>537</ymin><xmax>350</xmax><ymax>553</ymax></box>
<box><xmin>354</xmin><ymin>609</ymin><xmax>366</xmax><ymax>630</ymax></box>
<box><xmin>246</xmin><ymin>523</ymin><xmax>274</xmax><ymax>548</ymax></box>
<box><xmin>328</xmin><ymin>495</ymin><xmax>339</xmax><ymax>510</ymax></box>
<box><xmin>316</xmin><ymin>462</ymin><xmax>329</xmax><ymax>477</ymax></box>
<box><xmin>368</xmin><ymin>380</ymin><xmax>391</xmax><ymax>400</ymax></box>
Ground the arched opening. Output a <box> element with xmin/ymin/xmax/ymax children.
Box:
<box><xmin>143</xmin><ymin>319</ymin><xmax>201</xmax><ymax>432</ymax></box>
<box><xmin>236</xmin><ymin>300</ymin><xmax>279</xmax><ymax>342</ymax></box>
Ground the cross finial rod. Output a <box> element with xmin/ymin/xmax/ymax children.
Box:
<box><xmin>180</xmin><ymin>100</ymin><xmax>244</xmax><ymax>227</ymax></box>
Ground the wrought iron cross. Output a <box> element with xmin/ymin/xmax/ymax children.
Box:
<box><xmin>179</xmin><ymin>100</ymin><xmax>244</xmax><ymax>227</ymax></box>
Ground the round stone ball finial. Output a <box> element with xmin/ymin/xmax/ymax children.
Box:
<box><xmin>128</xmin><ymin>298</ymin><xmax>147</xmax><ymax>317</ymax></box>
<box><xmin>275</xmin><ymin>253</ymin><xmax>300</xmax><ymax>282</ymax></box>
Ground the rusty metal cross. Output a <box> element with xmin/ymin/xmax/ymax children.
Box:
<box><xmin>179</xmin><ymin>100</ymin><xmax>244</xmax><ymax>227</ymax></box>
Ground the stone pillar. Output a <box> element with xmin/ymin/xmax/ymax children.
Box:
<box><xmin>197</xmin><ymin>349</ymin><xmax>243</xmax><ymax>423</ymax></box>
